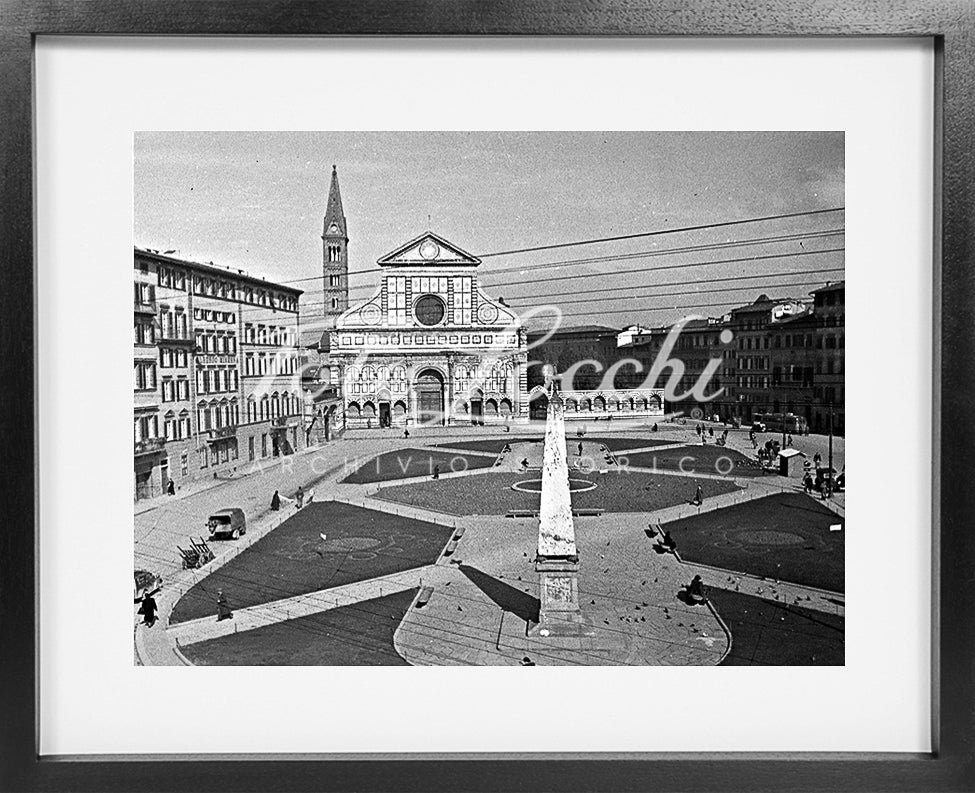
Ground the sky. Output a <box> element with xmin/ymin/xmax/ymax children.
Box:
<box><xmin>134</xmin><ymin>131</ymin><xmax>844</xmax><ymax>329</ymax></box>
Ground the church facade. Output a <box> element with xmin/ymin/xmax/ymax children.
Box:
<box><xmin>327</xmin><ymin>230</ymin><xmax>530</xmax><ymax>429</ymax></box>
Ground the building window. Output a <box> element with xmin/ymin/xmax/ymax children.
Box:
<box><xmin>134</xmin><ymin>362</ymin><xmax>157</xmax><ymax>390</ymax></box>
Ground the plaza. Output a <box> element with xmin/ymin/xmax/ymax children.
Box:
<box><xmin>135</xmin><ymin>418</ymin><xmax>844</xmax><ymax>667</ymax></box>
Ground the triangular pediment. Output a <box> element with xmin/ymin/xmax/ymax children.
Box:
<box><xmin>377</xmin><ymin>232</ymin><xmax>481</xmax><ymax>267</ymax></box>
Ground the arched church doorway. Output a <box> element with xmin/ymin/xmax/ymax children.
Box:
<box><xmin>529</xmin><ymin>391</ymin><xmax>549</xmax><ymax>421</ymax></box>
<box><xmin>414</xmin><ymin>369</ymin><xmax>445</xmax><ymax>426</ymax></box>
<box><xmin>470</xmin><ymin>388</ymin><xmax>484</xmax><ymax>425</ymax></box>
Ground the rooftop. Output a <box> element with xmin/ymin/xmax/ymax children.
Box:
<box><xmin>134</xmin><ymin>247</ymin><xmax>303</xmax><ymax>296</ymax></box>
<box><xmin>526</xmin><ymin>323</ymin><xmax>621</xmax><ymax>338</ymax></box>
<box><xmin>810</xmin><ymin>280</ymin><xmax>845</xmax><ymax>294</ymax></box>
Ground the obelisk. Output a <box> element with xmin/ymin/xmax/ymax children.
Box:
<box><xmin>531</xmin><ymin>381</ymin><xmax>594</xmax><ymax>637</ymax></box>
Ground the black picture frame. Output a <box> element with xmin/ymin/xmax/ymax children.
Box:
<box><xmin>2</xmin><ymin>2</ymin><xmax>973</xmax><ymax>791</ymax></box>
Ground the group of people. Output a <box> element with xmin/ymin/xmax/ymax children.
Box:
<box><xmin>270</xmin><ymin>484</ymin><xmax>314</xmax><ymax>512</ymax></box>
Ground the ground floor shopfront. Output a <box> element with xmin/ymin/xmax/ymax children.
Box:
<box><xmin>132</xmin><ymin>417</ymin><xmax>306</xmax><ymax>501</ymax></box>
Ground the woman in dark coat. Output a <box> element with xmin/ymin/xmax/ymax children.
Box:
<box><xmin>271</xmin><ymin>490</ymin><xmax>281</xmax><ymax>511</ymax></box>
<box><xmin>140</xmin><ymin>593</ymin><xmax>158</xmax><ymax>627</ymax></box>
<box><xmin>216</xmin><ymin>590</ymin><xmax>233</xmax><ymax>621</ymax></box>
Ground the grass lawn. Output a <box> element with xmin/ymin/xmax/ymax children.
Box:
<box><xmin>434</xmin><ymin>437</ymin><xmax>676</xmax><ymax>454</ymax></box>
<box><xmin>708</xmin><ymin>588</ymin><xmax>844</xmax><ymax>665</ymax></box>
<box><xmin>341</xmin><ymin>448</ymin><xmax>497</xmax><ymax>484</ymax></box>
<box><xmin>375</xmin><ymin>470</ymin><xmax>739</xmax><ymax>516</ymax></box>
<box><xmin>583</xmin><ymin>436</ymin><xmax>678</xmax><ymax>452</ymax></box>
<box><xmin>622</xmin><ymin>445</ymin><xmax>771</xmax><ymax>478</ymax></box>
<box><xmin>181</xmin><ymin>589</ymin><xmax>415</xmax><ymax>666</ymax></box>
<box><xmin>665</xmin><ymin>492</ymin><xmax>844</xmax><ymax>592</ymax></box>
<box><xmin>169</xmin><ymin>502</ymin><xmax>453</xmax><ymax>624</ymax></box>
<box><xmin>434</xmin><ymin>438</ymin><xmax>541</xmax><ymax>453</ymax></box>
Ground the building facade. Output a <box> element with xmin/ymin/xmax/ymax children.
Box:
<box><xmin>526</xmin><ymin>325</ymin><xmax>665</xmax><ymax>422</ymax></box>
<box><xmin>527</xmin><ymin>286</ymin><xmax>844</xmax><ymax>434</ymax></box>
<box><xmin>329</xmin><ymin>232</ymin><xmax>530</xmax><ymax>428</ymax></box>
<box><xmin>133</xmin><ymin>249</ymin><xmax>304</xmax><ymax>500</ymax></box>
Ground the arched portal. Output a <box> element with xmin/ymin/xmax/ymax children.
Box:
<box><xmin>414</xmin><ymin>368</ymin><xmax>445</xmax><ymax>425</ymax></box>
<box><xmin>529</xmin><ymin>391</ymin><xmax>549</xmax><ymax>421</ymax></box>
<box><xmin>469</xmin><ymin>387</ymin><xmax>484</xmax><ymax>425</ymax></box>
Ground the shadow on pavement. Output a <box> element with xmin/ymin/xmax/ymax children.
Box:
<box><xmin>459</xmin><ymin>564</ymin><xmax>540</xmax><ymax>624</ymax></box>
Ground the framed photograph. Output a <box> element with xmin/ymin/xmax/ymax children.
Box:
<box><xmin>3</xmin><ymin>2</ymin><xmax>974</xmax><ymax>791</ymax></box>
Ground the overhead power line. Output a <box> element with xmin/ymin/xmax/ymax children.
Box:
<box><xmin>476</xmin><ymin>206</ymin><xmax>845</xmax><ymax>258</ymax></box>
<box><xmin>271</xmin><ymin>210</ymin><xmax>845</xmax><ymax>286</ymax></box>
<box><xmin>504</xmin><ymin>272</ymin><xmax>845</xmax><ymax>308</ymax></box>
<box><xmin>247</xmin><ymin>246</ymin><xmax>844</xmax><ymax>319</ymax></box>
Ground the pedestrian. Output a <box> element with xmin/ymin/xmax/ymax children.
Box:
<box><xmin>708</xmin><ymin>426</ymin><xmax>714</xmax><ymax>437</ymax></box>
<box><xmin>814</xmin><ymin>452</ymin><xmax>822</xmax><ymax>468</ymax></box>
<box><xmin>166</xmin><ymin>479</ymin><xmax>175</xmax><ymax>496</ymax></box>
<box><xmin>652</xmin><ymin>423</ymin><xmax>658</xmax><ymax>432</ymax></box>
<box><xmin>787</xmin><ymin>434</ymin><xmax>793</xmax><ymax>447</ymax></box>
<box><xmin>216</xmin><ymin>590</ymin><xmax>233</xmax><ymax>621</ymax></box>
<box><xmin>271</xmin><ymin>490</ymin><xmax>281</xmax><ymax>511</ymax></box>
<box><xmin>520</xmin><ymin>457</ymin><xmax>529</xmax><ymax>470</ymax></box>
<box><xmin>577</xmin><ymin>442</ymin><xmax>583</xmax><ymax>456</ymax></box>
<box><xmin>803</xmin><ymin>472</ymin><xmax>813</xmax><ymax>494</ymax></box>
<box><xmin>432</xmin><ymin>464</ymin><xmax>440</xmax><ymax>480</ymax></box>
<box><xmin>404</xmin><ymin>428</ymin><xmax>410</xmax><ymax>439</ymax></box>
<box><xmin>296</xmin><ymin>485</ymin><xmax>304</xmax><ymax>509</ymax></box>
<box><xmin>693</xmin><ymin>485</ymin><xmax>704</xmax><ymax>506</ymax></box>
<box><xmin>139</xmin><ymin>592</ymin><xmax>158</xmax><ymax>627</ymax></box>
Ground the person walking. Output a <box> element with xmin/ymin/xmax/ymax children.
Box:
<box><xmin>139</xmin><ymin>592</ymin><xmax>158</xmax><ymax>627</ymax></box>
<box><xmin>270</xmin><ymin>490</ymin><xmax>281</xmax><ymax>511</ymax></box>
<box><xmin>577</xmin><ymin>442</ymin><xmax>584</xmax><ymax>456</ymax></box>
<box><xmin>403</xmin><ymin>428</ymin><xmax>410</xmax><ymax>439</ymax></box>
<box><xmin>803</xmin><ymin>472</ymin><xmax>814</xmax><ymax>495</ymax></box>
<box><xmin>216</xmin><ymin>590</ymin><xmax>233</xmax><ymax>621</ymax></box>
<box><xmin>296</xmin><ymin>485</ymin><xmax>304</xmax><ymax>509</ymax></box>
<box><xmin>166</xmin><ymin>479</ymin><xmax>175</xmax><ymax>496</ymax></box>
<box><xmin>693</xmin><ymin>485</ymin><xmax>704</xmax><ymax>506</ymax></box>
<box><xmin>432</xmin><ymin>465</ymin><xmax>440</xmax><ymax>480</ymax></box>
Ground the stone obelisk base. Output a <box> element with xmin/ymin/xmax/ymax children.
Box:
<box><xmin>530</xmin><ymin>556</ymin><xmax>596</xmax><ymax>638</ymax></box>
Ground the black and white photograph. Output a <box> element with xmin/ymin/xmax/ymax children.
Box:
<box><xmin>133</xmin><ymin>131</ymin><xmax>845</xmax><ymax>667</ymax></box>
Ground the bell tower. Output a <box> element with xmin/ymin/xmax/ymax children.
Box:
<box><xmin>322</xmin><ymin>165</ymin><xmax>349</xmax><ymax>323</ymax></box>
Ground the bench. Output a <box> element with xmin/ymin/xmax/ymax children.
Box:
<box><xmin>415</xmin><ymin>586</ymin><xmax>434</xmax><ymax>608</ymax></box>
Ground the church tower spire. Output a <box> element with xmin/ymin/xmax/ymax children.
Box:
<box><xmin>322</xmin><ymin>164</ymin><xmax>349</xmax><ymax>322</ymax></box>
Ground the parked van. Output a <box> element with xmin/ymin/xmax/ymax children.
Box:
<box><xmin>207</xmin><ymin>508</ymin><xmax>246</xmax><ymax>540</ymax></box>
